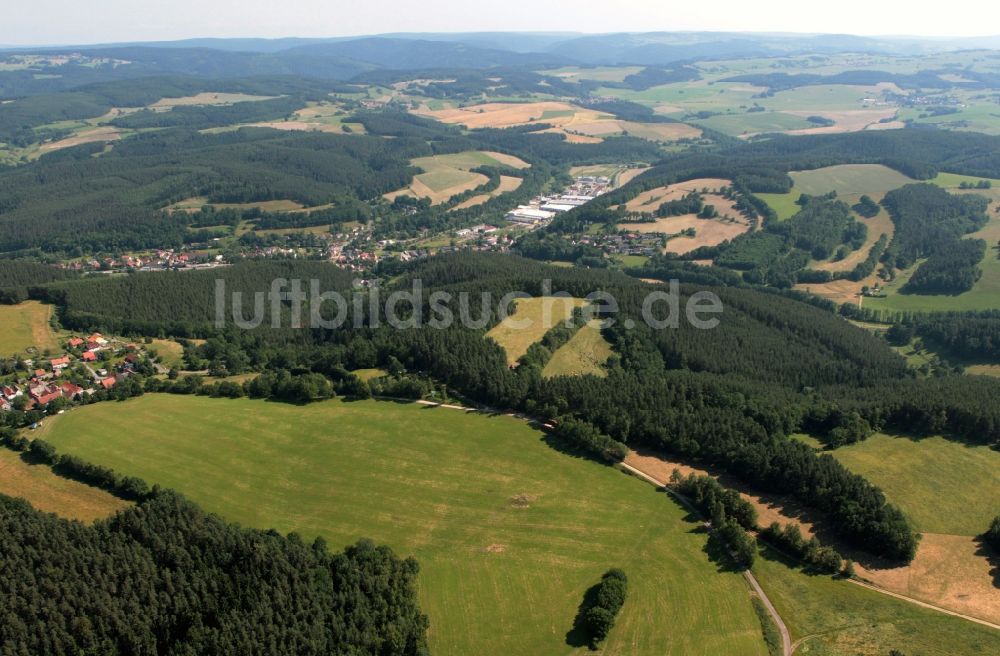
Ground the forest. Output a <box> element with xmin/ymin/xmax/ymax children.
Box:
<box><xmin>0</xmin><ymin>490</ymin><xmax>428</xmax><ymax>655</ymax></box>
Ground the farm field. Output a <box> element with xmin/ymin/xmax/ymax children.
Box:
<box><xmin>794</xmin><ymin>432</ymin><xmax>1000</xmax><ymax>624</ymax></box>
<box><xmin>620</xmin><ymin>211</ymin><xmax>750</xmax><ymax>254</ymax></box>
<box><xmin>38</xmin><ymin>395</ymin><xmax>770</xmax><ymax>656</ymax></box>
<box><xmin>0</xmin><ymin>301</ymin><xmax>59</xmax><ymax>355</ymax></box>
<box><xmin>486</xmin><ymin>296</ymin><xmax>587</xmax><ymax>365</ymax></box>
<box><xmin>415</xmin><ymin>100</ymin><xmax>701</xmax><ymax>143</ymax></box>
<box><xmin>754</xmin><ymin>547</ymin><xmax>1000</xmax><ymax>656</ymax></box>
<box><xmin>808</xmin><ymin>434</ymin><xmax>1000</xmax><ymax>537</ymax></box>
<box><xmin>864</xmin><ymin>214</ymin><xmax>1000</xmax><ymax>312</ymax></box>
<box><xmin>694</xmin><ymin>111</ymin><xmax>814</xmax><ymax>136</ymax></box>
<box><xmin>542</xmin><ymin>320</ymin><xmax>613</xmax><ymax>378</ymax></box>
<box><xmin>450</xmin><ymin>175</ymin><xmax>522</xmax><ymax>210</ymax></box>
<box><xmin>147</xmin><ymin>92</ymin><xmax>277</xmax><ymax>109</ymax></box>
<box><xmin>621</xmin><ymin>178</ymin><xmax>733</xmax><ymax>213</ymax></box>
<box><xmin>384</xmin><ymin>151</ymin><xmax>529</xmax><ymax>206</ymax></box>
<box><xmin>0</xmin><ymin>449</ymin><xmax>129</xmax><ymax>522</ymax></box>
<box><xmin>788</xmin><ymin>164</ymin><xmax>915</xmax><ymax>197</ymax></box>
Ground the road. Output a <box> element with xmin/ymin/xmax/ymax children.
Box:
<box><xmin>619</xmin><ymin>462</ymin><xmax>793</xmax><ymax>656</ymax></box>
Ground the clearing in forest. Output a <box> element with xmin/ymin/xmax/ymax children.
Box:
<box><xmin>486</xmin><ymin>296</ymin><xmax>587</xmax><ymax>366</ymax></box>
<box><xmin>542</xmin><ymin>320</ymin><xmax>613</xmax><ymax>378</ymax></box>
<box><xmin>384</xmin><ymin>151</ymin><xmax>529</xmax><ymax>206</ymax></box>
<box><xmin>0</xmin><ymin>449</ymin><xmax>129</xmax><ymax>523</ymax></box>
<box><xmin>0</xmin><ymin>301</ymin><xmax>59</xmax><ymax>355</ymax></box>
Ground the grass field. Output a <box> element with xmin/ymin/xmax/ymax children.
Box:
<box><xmin>486</xmin><ymin>297</ymin><xmax>587</xmax><ymax>366</ymax></box>
<box><xmin>793</xmin><ymin>432</ymin><xmax>1000</xmax><ymax>623</ymax></box>
<box><xmin>756</xmin><ymin>192</ymin><xmax>800</xmax><ymax>221</ymax></box>
<box><xmin>693</xmin><ymin>111</ymin><xmax>814</xmax><ymax>136</ymax></box>
<box><xmin>385</xmin><ymin>151</ymin><xmax>529</xmax><ymax>205</ymax></box>
<box><xmin>754</xmin><ymin>547</ymin><xmax>1000</xmax><ymax>656</ymax></box>
<box><xmin>806</xmin><ymin>434</ymin><xmax>1000</xmax><ymax>536</ymax></box>
<box><xmin>864</xmin><ymin>214</ymin><xmax>1000</xmax><ymax>312</ymax></box>
<box><xmin>542</xmin><ymin>320</ymin><xmax>613</xmax><ymax>378</ymax></box>
<box><xmin>0</xmin><ymin>301</ymin><xmax>60</xmax><ymax>356</ymax></box>
<box><xmin>0</xmin><ymin>448</ymin><xmax>129</xmax><ymax>522</ymax></box>
<box><xmin>147</xmin><ymin>338</ymin><xmax>185</xmax><ymax>369</ymax></box>
<box><xmin>39</xmin><ymin>395</ymin><xmax>769</xmax><ymax>656</ymax></box>
<box><xmin>789</xmin><ymin>164</ymin><xmax>915</xmax><ymax>197</ymax></box>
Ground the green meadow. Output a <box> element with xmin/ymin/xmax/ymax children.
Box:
<box><xmin>40</xmin><ymin>395</ymin><xmax>767</xmax><ymax>656</ymax></box>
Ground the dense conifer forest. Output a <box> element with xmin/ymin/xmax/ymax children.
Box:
<box><xmin>0</xmin><ymin>491</ymin><xmax>429</xmax><ymax>656</ymax></box>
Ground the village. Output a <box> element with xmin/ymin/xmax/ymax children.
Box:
<box><xmin>0</xmin><ymin>332</ymin><xmax>158</xmax><ymax>419</ymax></box>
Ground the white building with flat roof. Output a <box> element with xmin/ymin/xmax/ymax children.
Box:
<box><xmin>505</xmin><ymin>207</ymin><xmax>555</xmax><ymax>224</ymax></box>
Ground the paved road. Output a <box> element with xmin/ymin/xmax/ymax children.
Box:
<box><xmin>619</xmin><ymin>462</ymin><xmax>793</xmax><ymax>656</ymax></box>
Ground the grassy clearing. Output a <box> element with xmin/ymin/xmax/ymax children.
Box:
<box><xmin>864</xmin><ymin>214</ymin><xmax>1000</xmax><ymax>312</ymax></box>
<box><xmin>809</xmin><ymin>434</ymin><xmax>1000</xmax><ymax>536</ymax></box>
<box><xmin>754</xmin><ymin>547</ymin><xmax>1000</xmax><ymax>656</ymax></box>
<box><xmin>789</xmin><ymin>164</ymin><xmax>915</xmax><ymax>197</ymax></box>
<box><xmin>148</xmin><ymin>339</ymin><xmax>185</xmax><ymax>369</ymax></box>
<box><xmin>693</xmin><ymin>111</ymin><xmax>814</xmax><ymax>136</ymax></box>
<box><xmin>351</xmin><ymin>368</ymin><xmax>388</xmax><ymax>382</ymax></box>
<box><xmin>486</xmin><ymin>297</ymin><xmax>587</xmax><ymax>366</ymax></box>
<box><xmin>0</xmin><ymin>449</ymin><xmax>129</xmax><ymax>522</ymax></box>
<box><xmin>756</xmin><ymin>192</ymin><xmax>800</xmax><ymax>221</ymax></box>
<box><xmin>40</xmin><ymin>395</ymin><xmax>768</xmax><ymax>656</ymax></box>
<box><xmin>0</xmin><ymin>301</ymin><xmax>59</xmax><ymax>356</ymax></box>
<box><xmin>385</xmin><ymin>151</ymin><xmax>528</xmax><ymax>205</ymax></box>
<box><xmin>542</xmin><ymin>320</ymin><xmax>613</xmax><ymax>378</ymax></box>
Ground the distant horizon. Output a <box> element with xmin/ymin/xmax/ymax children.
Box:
<box><xmin>4</xmin><ymin>0</ymin><xmax>1000</xmax><ymax>48</ymax></box>
<box><xmin>3</xmin><ymin>29</ymin><xmax>1000</xmax><ymax>51</ymax></box>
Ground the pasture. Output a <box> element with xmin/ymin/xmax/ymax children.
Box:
<box><xmin>864</xmin><ymin>215</ymin><xmax>1000</xmax><ymax>312</ymax></box>
<box><xmin>486</xmin><ymin>296</ymin><xmax>587</xmax><ymax>365</ymax></box>
<box><xmin>754</xmin><ymin>547</ymin><xmax>1000</xmax><ymax>656</ymax></box>
<box><xmin>814</xmin><ymin>434</ymin><xmax>1000</xmax><ymax>536</ymax></box>
<box><xmin>39</xmin><ymin>395</ymin><xmax>770</xmax><ymax>656</ymax></box>
<box><xmin>0</xmin><ymin>449</ymin><xmax>129</xmax><ymax>522</ymax></box>
<box><xmin>795</xmin><ymin>432</ymin><xmax>1000</xmax><ymax>624</ymax></box>
<box><xmin>788</xmin><ymin>164</ymin><xmax>914</xmax><ymax>198</ymax></box>
<box><xmin>542</xmin><ymin>320</ymin><xmax>613</xmax><ymax>378</ymax></box>
<box><xmin>0</xmin><ymin>301</ymin><xmax>59</xmax><ymax>355</ymax></box>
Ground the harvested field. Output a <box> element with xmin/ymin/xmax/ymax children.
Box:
<box><xmin>624</xmin><ymin>450</ymin><xmax>819</xmax><ymax>540</ymax></box>
<box><xmin>782</xmin><ymin>109</ymin><xmax>899</xmax><ymax>135</ymax></box>
<box><xmin>38</xmin><ymin>126</ymin><xmax>121</xmax><ymax>153</ymax></box>
<box><xmin>148</xmin><ymin>92</ymin><xmax>276</xmax><ymax>109</ymax></box>
<box><xmin>620</xmin><ymin>214</ymin><xmax>750</xmax><ymax>254</ymax></box>
<box><xmin>856</xmin><ymin>533</ymin><xmax>1000</xmax><ymax>625</ymax></box>
<box><xmin>416</xmin><ymin>101</ymin><xmax>700</xmax><ymax>143</ymax></box>
<box><xmin>621</xmin><ymin>178</ymin><xmax>733</xmax><ymax>213</ymax></box>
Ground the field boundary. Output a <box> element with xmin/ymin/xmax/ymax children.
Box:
<box><xmin>620</xmin><ymin>459</ymin><xmax>1000</xmax><ymax>638</ymax></box>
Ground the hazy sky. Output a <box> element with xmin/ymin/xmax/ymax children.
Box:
<box><xmin>3</xmin><ymin>0</ymin><xmax>999</xmax><ymax>46</ymax></box>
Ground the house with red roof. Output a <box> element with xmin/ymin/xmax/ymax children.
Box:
<box><xmin>68</xmin><ymin>337</ymin><xmax>85</xmax><ymax>348</ymax></box>
<box><xmin>29</xmin><ymin>384</ymin><xmax>62</xmax><ymax>406</ymax></box>
<box><xmin>101</xmin><ymin>378</ymin><xmax>116</xmax><ymax>390</ymax></box>
<box><xmin>60</xmin><ymin>381</ymin><xmax>84</xmax><ymax>400</ymax></box>
<box><xmin>82</xmin><ymin>351</ymin><xmax>97</xmax><ymax>362</ymax></box>
<box><xmin>50</xmin><ymin>356</ymin><xmax>71</xmax><ymax>369</ymax></box>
